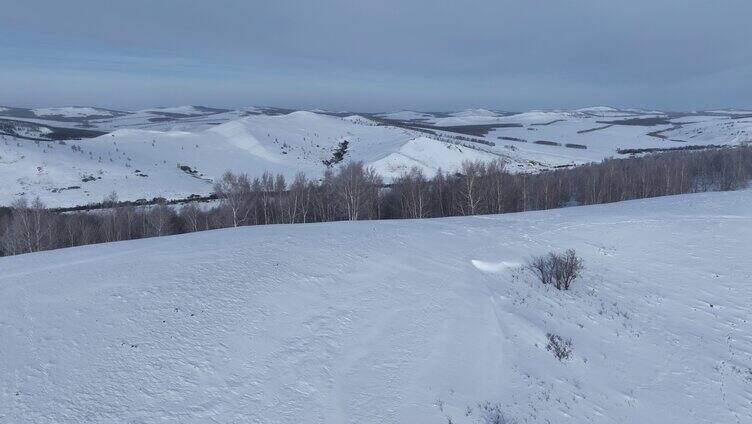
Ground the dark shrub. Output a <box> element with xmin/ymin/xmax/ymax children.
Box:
<box><xmin>546</xmin><ymin>333</ymin><xmax>573</xmax><ymax>361</ymax></box>
<box><xmin>533</xmin><ymin>140</ymin><xmax>561</xmax><ymax>146</ymax></box>
<box><xmin>527</xmin><ymin>249</ymin><xmax>584</xmax><ymax>290</ymax></box>
<box><xmin>565</xmin><ymin>143</ymin><xmax>587</xmax><ymax>149</ymax></box>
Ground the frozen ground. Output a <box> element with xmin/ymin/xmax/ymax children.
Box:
<box><xmin>1</xmin><ymin>189</ymin><xmax>750</xmax><ymax>423</ymax></box>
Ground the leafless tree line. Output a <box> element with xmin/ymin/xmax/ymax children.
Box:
<box><xmin>0</xmin><ymin>193</ymin><xmax>179</xmax><ymax>256</ymax></box>
<box><xmin>389</xmin><ymin>144</ymin><xmax>752</xmax><ymax>217</ymax></box>
<box><xmin>1</xmin><ymin>146</ymin><xmax>750</xmax><ymax>257</ymax></box>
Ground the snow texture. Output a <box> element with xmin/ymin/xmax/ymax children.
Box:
<box><xmin>1</xmin><ymin>189</ymin><xmax>751</xmax><ymax>423</ymax></box>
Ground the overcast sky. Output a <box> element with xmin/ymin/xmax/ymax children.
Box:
<box><xmin>1</xmin><ymin>0</ymin><xmax>750</xmax><ymax>111</ymax></box>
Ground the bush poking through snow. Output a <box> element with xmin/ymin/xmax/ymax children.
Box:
<box><xmin>526</xmin><ymin>249</ymin><xmax>584</xmax><ymax>290</ymax></box>
<box><xmin>553</xmin><ymin>249</ymin><xmax>584</xmax><ymax>290</ymax></box>
<box><xmin>546</xmin><ymin>333</ymin><xmax>573</xmax><ymax>361</ymax></box>
<box><xmin>477</xmin><ymin>402</ymin><xmax>516</xmax><ymax>424</ymax></box>
<box><xmin>445</xmin><ymin>402</ymin><xmax>516</xmax><ymax>424</ymax></box>
<box><xmin>527</xmin><ymin>254</ymin><xmax>553</xmax><ymax>286</ymax></box>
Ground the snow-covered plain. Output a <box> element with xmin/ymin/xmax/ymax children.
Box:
<box><xmin>1</xmin><ymin>105</ymin><xmax>751</xmax><ymax>207</ymax></box>
<box><xmin>140</xmin><ymin>106</ymin><xmax>220</xmax><ymax>116</ymax></box>
<box><xmin>32</xmin><ymin>107</ymin><xmax>115</xmax><ymax>118</ymax></box>
<box><xmin>1</xmin><ymin>189</ymin><xmax>750</xmax><ymax>423</ymax></box>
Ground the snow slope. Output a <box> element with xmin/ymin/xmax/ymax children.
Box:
<box><xmin>369</xmin><ymin>136</ymin><xmax>498</xmax><ymax>176</ymax></box>
<box><xmin>0</xmin><ymin>111</ymin><xmax>511</xmax><ymax>207</ymax></box>
<box><xmin>1</xmin><ymin>190</ymin><xmax>750</xmax><ymax>423</ymax></box>
<box><xmin>32</xmin><ymin>107</ymin><xmax>115</xmax><ymax>118</ymax></box>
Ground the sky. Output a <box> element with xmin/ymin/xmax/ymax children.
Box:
<box><xmin>1</xmin><ymin>0</ymin><xmax>751</xmax><ymax>112</ymax></box>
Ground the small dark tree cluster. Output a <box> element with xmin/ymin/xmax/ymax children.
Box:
<box><xmin>546</xmin><ymin>333</ymin><xmax>573</xmax><ymax>361</ymax></box>
<box><xmin>527</xmin><ymin>249</ymin><xmax>584</xmax><ymax>290</ymax></box>
<box><xmin>322</xmin><ymin>140</ymin><xmax>349</xmax><ymax>167</ymax></box>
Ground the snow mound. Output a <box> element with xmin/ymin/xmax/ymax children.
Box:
<box><xmin>451</xmin><ymin>108</ymin><xmax>499</xmax><ymax>117</ymax></box>
<box><xmin>575</xmin><ymin>106</ymin><xmax>619</xmax><ymax>113</ymax></box>
<box><xmin>369</xmin><ymin>136</ymin><xmax>500</xmax><ymax>177</ymax></box>
<box><xmin>505</xmin><ymin>110</ymin><xmax>575</xmax><ymax>123</ymax></box>
<box><xmin>205</xmin><ymin>120</ymin><xmax>281</xmax><ymax>163</ymax></box>
<box><xmin>342</xmin><ymin>115</ymin><xmax>379</xmax><ymax>125</ymax></box>
<box><xmin>470</xmin><ymin>260</ymin><xmax>521</xmax><ymax>273</ymax></box>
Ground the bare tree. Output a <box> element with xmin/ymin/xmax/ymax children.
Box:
<box><xmin>214</xmin><ymin>171</ymin><xmax>251</xmax><ymax>227</ymax></box>
<box><xmin>392</xmin><ymin>167</ymin><xmax>430</xmax><ymax>218</ymax></box>
<box><xmin>259</xmin><ymin>172</ymin><xmax>275</xmax><ymax>225</ymax></box>
<box><xmin>1</xmin><ymin>197</ymin><xmax>54</xmax><ymax>254</ymax></box>
<box><xmin>100</xmin><ymin>191</ymin><xmax>120</xmax><ymax>242</ymax></box>
<box><xmin>180</xmin><ymin>203</ymin><xmax>202</xmax><ymax>233</ymax></box>
<box><xmin>334</xmin><ymin>162</ymin><xmax>382</xmax><ymax>221</ymax></box>
<box><xmin>286</xmin><ymin>172</ymin><xmax>310</xmax><ymax>223</ymax></box>
<box><xmin>146</xmin><ymin>201</ymin><xmax>174</xmax><ymax>237</ymax></box>
<box><xmin>459</xmin><ymin>161</ymin><xmax>484</xmax><ymax>215</ymax></box>
<box><xmin>485</xmin><ymin>159</ymin><xmax>508</xmax><ymax>214</ymax></box>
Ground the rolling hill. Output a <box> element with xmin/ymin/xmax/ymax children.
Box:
<box><xmin>1</xmin><ymin>105</ymin><xmax>750</xmax><ymax>207</ymax></box>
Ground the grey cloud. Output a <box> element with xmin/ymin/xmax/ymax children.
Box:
<box><xmin>1</xmin><ymin>0</ymin><xmax>750</xmax><ymax>110</ymax></box>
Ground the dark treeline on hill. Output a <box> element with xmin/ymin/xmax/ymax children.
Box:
<box><xmin>1</xmin><ymin>146</ymin><xmax>751</xmax><ymax>257</ymax></box>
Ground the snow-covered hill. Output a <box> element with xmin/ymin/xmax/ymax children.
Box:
<box><xmin>1</xmin><ymin>189</ymin><xmax>750</xmax><ymax>423</ymax></box>
<box><xmin>1</xmin><ymin>105</ymin><xmax>750</xmax><ymax>207</ymax></box>
<box><xmin>0</xmin><ymin>111</ymin><xmax>507</xmax><ymax>207</ymax></box>
<box><xmin>32</xmin><ymin>107</ymin><xmax>117</xmax><ymax>118</ymax></box>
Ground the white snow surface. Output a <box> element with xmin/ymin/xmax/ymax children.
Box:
<box><xmin>451</xmin><ymin>108</ymin><xmax>499</xmax><ymax>117</ymax></box>
<box><xmin>1</xmin><ymin>189</ymin><xmax>751</xmax><ymax>423</ymax></box>
<box><xmin>376</xmin><ymin>110</ymin><xmax>435</xmax><ymax>121</ymax></box>
<box><xmin>575</xmin><ymin>106</ymin><xmax>619</xmax><ymax>113</ymax></box>
<box><xmin>32</xmin><ymin>107</ymin><xmax>113</xmax><ymax>118</ymax></box>
<box><xmin>369</xmin><ymin>136</ymin><xmax>499</xmax><ymax>177</ymax></box>
<box><xmin>708</xmin><ymin>109</ymin><xmax>752</xmax><ymax>115</ymax></box>
<box><xmin>140</xmin><ymin>106</ymin><xmax>215</xmax><ymax>116</ymax></box>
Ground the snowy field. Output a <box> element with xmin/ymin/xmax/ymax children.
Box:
<box><xmin>1</xmin><ymin>189</ymin><xmax>750</xmax><ymax>423</ymax></box>
<box><xmin>32</xmin><ymin>107</ymin><xmax>115</xmax><ymax>118</ymax></box>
